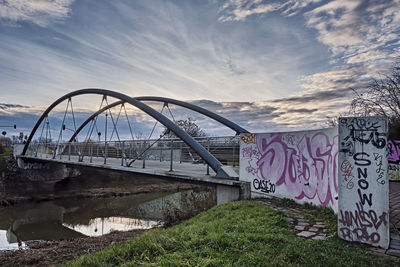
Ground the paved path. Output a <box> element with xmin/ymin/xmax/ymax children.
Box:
<box><xmin>390</xmin><ymin>181</ymin><xmax>400</xmax><ymax>229</ymax></box>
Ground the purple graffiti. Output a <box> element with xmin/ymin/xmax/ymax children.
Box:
<box><xmin>242</xmin><ymin>147</ymin><xmax>260</xmax><ymax>159</ymax></box>
<box><xmin>388</xmin><ymin>140</ymin><xmax>400</xmax><ymax>164</ymax></box>
<box><xmin>255</xmin><ymin>132</ymin><xmax>338</xmax><ymax>207</ymax></box>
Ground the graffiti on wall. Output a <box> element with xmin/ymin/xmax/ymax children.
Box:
<box><xmin>240</xmin><ymin>128</ymin><xmax>338</xmax><ymax>211</ymax></box>
<box><xmin>338</xmin><ymin>116</ymin><xmax>389</xmax><ymax>249</ymax></box>
<box><xmin>388</xmin><ymin>140</ymin><xmax>400</xmax><ymax>181</ymax></box>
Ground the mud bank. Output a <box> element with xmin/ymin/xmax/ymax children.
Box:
<box><xmin>0</xmin><ymin>229</ymin><xmax>147</xmax><ymax>266</ymax></box>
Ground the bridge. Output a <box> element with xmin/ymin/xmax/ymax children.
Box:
<box><xmin>15</xmin><ymin>88</ymin><xmax>251</xmax><ymax>204</ymax></box>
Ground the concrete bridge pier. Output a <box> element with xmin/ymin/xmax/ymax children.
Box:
<box><xmin>216</xmin><ymin>181</ymin><xmax>251</xmax><ymax>206</ymax></box>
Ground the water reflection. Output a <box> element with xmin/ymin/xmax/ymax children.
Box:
<box><xmin>63</xmin><ymin>217</ymin><xmax>160</xmax><ymax>237</ymax></box>
<box><xmin>0</xmin><ymin>187</ymin><xmax>216</xmax><ymax>251</ymax></box>
<box><xmin>0</xmin><ymin>230</ymin><xmax>26</xmax><ymax>251</ymax></box>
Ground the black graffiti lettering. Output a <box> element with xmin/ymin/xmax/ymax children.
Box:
<box><xmin>377</xmin><ymin>212</ymin><xmax>388</xmax><ymax>229</ymax></box>
<box><xmin>358</xmin><ymin>179</ymin><xmax>369</xmax><ymax>190</ymax></box>
<box><xmin>339</xmin><ymin>141</ymin><xmax>354</xmax><ymax>156</ymax></box>
<box><xmin>339</xmin><ymin>206</ymin><xmax>388</xmax><ymax>233</ymax></box>
<box><xmin>340</xmin><ymin>227</ymin><xmax>351</xmax><ymax>240</ymax></box>
<box><xmin>353</xmin><ymin>152</ymin><xmax>371</xmax><ymax>166</ymax></box>
<box><xmin>253</xmin><ymin>178</ymin><xmax>276</xmax><ymax>193</ymax></box>
<box><xmin>358</xmin><ymin>189</ymin><xmax>372</xmax><ymax>206</ymax></box>
<box><xmin>355</xmin><ymin>202</ymin><xmax>372</xmax><ymax>228</ymax></box>
<box><xmin>357</xmin><ymin>168</ymin><xmax>367</xmax><ymax>179</ymax></box>
<box><xmin>346</xmin><ymin>128</ymin><xmax>386</xmax><ymax>149</ymax></box>
<box><xmin>339</xmin><ymin>227</ymin><xmax>381</xmax><ymax>244</ymax></box>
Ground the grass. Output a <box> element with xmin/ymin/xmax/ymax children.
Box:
<box><xmin>66</xmin><ymin>200</ymin><xmax>398</xmax><ymax>267</ymax></box>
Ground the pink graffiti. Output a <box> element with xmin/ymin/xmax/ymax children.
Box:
<box><xmin>255</xmin><ymin>133</ymin><xmax>338</xmax><ymax>207</ymax></box>
<box><xmin>340</xmin><ymin>160</ymin><xmax>354</xmax><ymax>189</ymax></box>
<box><xmin>388</xmin><ymin>140</ymin><xmax>400</xmax><ymax>163</ymax></box>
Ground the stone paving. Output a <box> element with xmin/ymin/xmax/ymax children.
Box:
<box><xmin>259</xmin><ymin>193</ymin><xmax>400</xmax><ymax>259</ymax></box>
<box><xmin>258</xmin><ymin>200</ymin><xmax>329</xmax><ymax>241</ymax></box>
<box><xmin>390</xmin><ymin>182</ymin><xmax>400</xmax><ymax>229</ymax></box>
<box><xmin>388</xmin><ymin>181</ymin><xmax>400</xmax><ymax>257</ymax></box>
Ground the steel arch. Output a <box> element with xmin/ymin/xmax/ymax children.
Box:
<box><xmin>22</xmin><ymin>88</ymin><xmax>235</xmax><ymax>178</ymax></box>
<box><xmin>67</xmin><ymin>97</ymin><xmax>248</xmax><ymax>143</ymax></box>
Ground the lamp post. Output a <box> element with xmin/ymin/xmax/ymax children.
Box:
<box><xmin>97</xmin><ymin>132</ymin><xmax>101</xmax><ymax>157</ymax></box>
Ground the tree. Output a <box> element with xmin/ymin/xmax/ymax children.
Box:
<box><xmin>162</xmin><ymin>117</ymin><xmax>207</xmax><ymax>138</ymax></box>
<box><xmin>350</xmin><ymin>60</ymin><xmax>400</xmax><ymax>139</ymax></box>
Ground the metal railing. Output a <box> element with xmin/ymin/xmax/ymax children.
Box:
<box><xmin>25</xmin><ymin>136</ymin><xmax>241</xmax><ymax>169</ymax></box>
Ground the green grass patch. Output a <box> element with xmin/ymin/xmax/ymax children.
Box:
<box><xmin>66</xmin><ymin>201</ymin><xmax>398</xmax><ymax>266</ymax></box>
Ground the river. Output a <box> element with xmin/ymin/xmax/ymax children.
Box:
<box><xmin>0</xmin><ymin>167</ymin><xmax>216</xmax><ymax>251</ymax></box>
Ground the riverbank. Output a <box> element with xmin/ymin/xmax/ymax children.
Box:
<box><xmin>0</xmin><ymin>228</ymin><xmax>147</xmax><ymax>266</ymax></box>
<box><xmin>68</xmin><ymin>199</ymin><xmax>398</xmax><ymax>266</ymax></box>
<box><xmin>0</xmin><ymin>154</ymin><xmax>215</xmax><ymax>266</ymax></box>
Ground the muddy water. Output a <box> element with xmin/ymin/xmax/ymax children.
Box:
<box><xmin>0</xmin><ymin>168</ymin><xmax>216</xmax><ymax>251</ymax></box>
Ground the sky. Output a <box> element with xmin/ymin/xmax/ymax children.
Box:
<box><xmin>0</xmin><ymin>0</ymin><xmax>399</xmax><ymax>139</ymax></box>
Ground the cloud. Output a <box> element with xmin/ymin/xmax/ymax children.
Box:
<box><xmin>218</xmin><ymin>0</ymin><xmax>400</xmax><ymax>132</ymax></box>
<box><xmin>218</xmin><ymin>0</ymin><xmax>320</xmax><ymax>22</ymax></box>
<box><xmin>219</xmin><ymin>0</ymin><xmax>400</xmax><ymax>64</ymax></box>
<box><xmin>304</xmin><ymin>0</ymin><xmax>400</xmax><ymax>64</ymax></box>
<box><xmin>0</xmin><ymin>0</ymin><xmax>74</xmax><ymax>26</ymax></box>
<box><xmin>0</xmin><ymin>0</ymin><xmax>327</xmax><ymax>106</ymax></box>
<box><xmin>286</xmin><ymin>108</ymin><xmax>317</xmax><ymax>113</ymax></box>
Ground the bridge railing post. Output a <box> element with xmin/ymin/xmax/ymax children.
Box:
<box><xmin>179</xmin><ymin>142</ymin><xmax>182</xmax><ymax>163</ymax></box>
<box><xmin>169</xmin><ymin>139</ymin><xmax>173</xmax><ymax>172</ymax></box>
<box><xmin>206</xmin><ymin>140</ymin><xmax>210</xmax><ymax>175</ymax></box>
<box><xmin>104</xmin><ymin>113</ymin><xmax>108</xmax><ymax>165</ymax></box>
<box><xmin>232</xmin><ymin>144</ymin><xmax>235</xmax><ymax>167</ymax></box>
<box><xmin>90</xmin><ymin>141</ymin><xmax>93</xmax><ymax>163</ymax></box>
<box><xmin>142</xmin><ymin>151</ymin><xmax>146</xmax><ymax>168</ymax></box>
<box><xmin>121</xmin><ymin>141</ymin><xmax>125</xmax><ymax>166</ymax></box>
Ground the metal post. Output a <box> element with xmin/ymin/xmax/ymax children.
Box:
<box><xmin>179</xmin><ymin>142</ymin><xmax>182</xmax><ymax>163</ymax></box>
<box><xmin>206</xmin><ymin>141</ymin><xmax>210</xmax><ymax>175</ymax></box>
<box><xmin>142</xmin><ymin>151</ymin><xmax>146</xmax><ymax>168</ymax></box>
<box><xmin>169</xmin><ymin>139</ymin><xmax>173</xmax><ymax>172</ymax></box>
<box><xmin>160</xmin><ymin>148</ymin><xmax>162</xmax><ymax>162</ymax></box>
<box><xmin>68</xmin><ymin>143</ymin><xmax>71</xmax><ymax>161</ymax></box>
<box><xmin>90</xmin><ymin>141</ymin><xmax>93</xmax><ymax>163</ymax></box>
<box><xmin>97</xmin><ymin>132</ymin><xmax>100</xmax><ymax>157</ymax></box>
<box><xmin>45</xmin><ymin>122</ymin><xmax>48</xmax><ymax>159</ymax></box>
<box><xmin>104</xmin><ymin>113</ymin><xmax>108</xmax><ymax>164</ymax></box>
<box><xmin>121</xmin><ymin>141</ymin><xmax>125</xmax><ymax>166</ymax></box>
<box><xmin>232</xmin><ymin>144</ymin><xmax>235</xmax><ymax>167</ymax></box>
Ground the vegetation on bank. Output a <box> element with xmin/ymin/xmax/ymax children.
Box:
<box><xmin>66</xmin><ymin>200</ymin><xmax>397</xmax><ymax>266</ymax></box>
<box><xmin>0</xmin><ymin>147</ymin><xmax>12</xmax><ymax>172</ymax></box>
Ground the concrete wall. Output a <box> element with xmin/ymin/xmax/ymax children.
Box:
<box><xmin>239</xmin><ymin>128</ymin><xmax>338</xmax><ymax>212</ymax></box>
<box><xmin>338</xmin><ymin>116</ymin><xmax>389</xmax><ymax>249</ymax></box>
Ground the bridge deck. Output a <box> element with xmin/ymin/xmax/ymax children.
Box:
<box><xmin>18</xmin><ymin>155</ymin><xmax>242</xmax><ymax>187</ymax></box>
